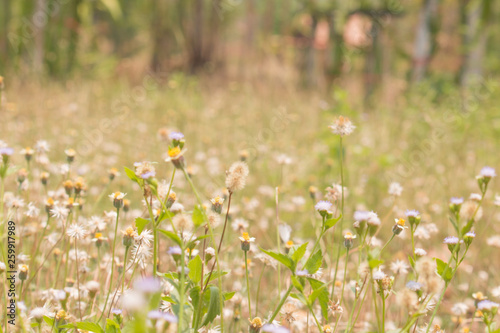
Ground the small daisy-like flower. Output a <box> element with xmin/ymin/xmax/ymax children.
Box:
<box><xmin>109</xmin><ymin>191</ymin><xmax>126</xmax><ymax>209</ymax></box>
<box><xmin>353</xmin><ymin>210</ymin><xmax>370</xmax><ymax>221</ymax></box>
<box><xmin>322</xmin><ymin>325</ymin><xmax>334</xmax><ymax>333</ymax></box>
<box><xmin>296</xmin><ymin>269</ymin><xmax>309</xmax><ymax>277</ymax></box>
<box><xmin>239</xmin><ymin>232</ymin><xmax>255</xmax><ymax>251</ymax></box>
<box><xmin>477</xmin><ymin>300</ymin><xmax>499</xmax><ymax>311</ymax></box>
<box><xmin>390</xmin><ymin>260</ymin><xmax>409</xmax><ymax>275</ymax></box>
<box><xmin>372</xmin><ymin>270</ymin><xmax>386</xmax><ymax>280</ymax></box>
<box><xmin>329</xmin><ymin>115</ymin><xmax>356</xmax><ymax>136</ymax></box>
<box><xmin>133</xmin><ymin>161</ymin><xmax>156</xmax><ymax>179</ymax></box>
<box><xmin>451</xmin><ymin>302</ymin><xmax>469</xmax><ymax>316</ymax></box>
<box><xmin>50</xmin><ymin>205</ymin><xmax>69</xmax><ymax>221</ymax></box>
<box><xmin>414</xmin><ymin>248</ymin><xmax>427</xmax><ymax>257</ymax></box>
<box><xmin>64</xmin><ymin>149</ymin><xmax>76</xmax><ymax>163</ymax></box>
<box><xmin>444</xmin><ymin>236</ymin><xmax>459</xmax><ymax>244</ymax></box>
<box><xmin>405</xmin><ymin>210</ymin><xmax>420</xmax><ymax>217</ymax></box>
<box><xmin>133</xmin><ymin>276</ymin><xmax>162</xmax><ymax>294</ymax></box>
<box><xmin>343</xmin><ymin>232</ymin><xmax>356</xmax><ymax>249</ymax></box>
<box><xmin>169</xmin><ymin>131</ymin><xmax>184</xmax><ymax>141</ymax></box>
<box><xmin>450</xmin><ymin>197</ymin><xmax>464</xmax><ymax>205</ymax></box>
<box><xmin>392</xmin><ymin>218</ymin><xmax>408</xmax><ymax>235</ymax></box>
<box><xmin>165</xmin><ymin>146</ymin><xmax>187</xmax><ymax>169</ymax></box>
<box><xmin>388</xmin><ymin>182</ymin><xmax>403</xmax><ymax>196</ymax></box>
<box><xmin>406</xmin><ymin>281</ymin><xmax>422</xmax><ymax>291</ymax></box>
<box><xmin>19</xmin><ymin>264</ymin><xmax>29</xmax><ymax>280</ymax></box>
<box><xmin>122</xmin><ymin>227</ymin><xmax>137</xmax><ymax>247</ymax></box>
<box><xmin>464</xmin><ymin>231</ymin><xmax>476</xmax><ymax>245</ymax></box>
<box><xmin>249</xmin><ymin>317</ymin><xmax>264</xmax><ymax>333</ymax></box>
<box><xmin>210</xmin><ymin>195</ymin><xmax>224</xmax><ymax>214</ymax></box>
<box><xmin>479</xmin><ymin>166</ymin><xmax>496</xmax><ymax>179</ymax></box>
<box><xmin>261</xmin><ymin>324</ymin><xmax>289</xmax><ymax>333</ymax></box>
<box><xmin>66</xmin><ymin>224</ymin><xmax>89</xmax><ymax>240</ymax></box>
<box><xmin>315</xmin><ymin>200</ymin><xmax>333</xmax><ymax>217</ymax></box>
<box><xmin>494</xmin><ymin>194</ymin><xmax>500</xmax><ymax>206</ymax></box>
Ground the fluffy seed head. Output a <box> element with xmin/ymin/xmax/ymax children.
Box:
<box><xmin>225</xmin><ymin>161</ymin><xmax>249</xmax><ymax>193</ymax></box>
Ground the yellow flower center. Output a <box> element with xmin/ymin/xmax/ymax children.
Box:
<box><xmin>345</xmin><ymin>232</ymin><xmax>353</xmax><ymax>238</ymax></box>
<box><xmin>397</xmin><ymin>218</ymin><xmax>405</xmax><ymax>226</ymax></box>
<box><xmin>20</xmin><ymin>265</ymin><xmax>28</xmax><ymax>272</ymax></box>
<box><xmin>242</xmin><ymin>232</ymin><xmax>250</xmax><ymax>241</ymax></box>
<box><xmin>125</xmin><ymin>227</ymin><xmax>135</xmax><ymax>237</ymax></box>
<box><xmin>46</xmin><ymin>198</ymin><xmax>54</xmax><ymax>205</ymax></box>
<box><xmin>95</xmin><ymin>233</ymin><xmax>103</xmax><ymax>239</ymax></box>
<box><xmin>286</xmin><ymin>240</ymin><xmax>294</xmax><ymax>247</ymax></box>
<box><xmin>168</xmin><ymin>146</ymin><xmax>181</xmax><ymax>157</ymax></box>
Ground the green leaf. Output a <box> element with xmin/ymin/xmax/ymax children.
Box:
<box><xmin>75</xmin><ymin>321</ymin><xmax>105</xmax><ymax>333</ymax></box>
<box><xmin>448</xmin><ymin>216</ymin><xmax>458</xmax><ymax>233</ymax></box>
<box><xmin>290</xmin><ymin>292</ymin><xmax>309</xmax><ymax>306</ymax></box>
<box><xmin>188</xmin><ymin>255</ymin><xmax>203</xmax><ymax>284</ymax></box>
<box><xmin>259</xmin><ymin>248</ymin><xmax>294</xmax><ymax>271</ymax></box>
<box><xmin>201</xmin><ymin>286</ymin><xmax>221</xmax><ymax>327</ymax></box>
<box><xmin>100</xmin><ymin>0</ymin><xmax>123</xmax><ymax>20</ymax></box>
<box><xmin>124</xmin><ymin>166</ymin><xmax>140</xmax><ymax>183</ymax></box>
<box><xmin>460</xmin><ymin>219</ymin><xmax>474</xmax><ymax>237</ymax></box>
<box><xmin>324</xmin><ymin>214</ymin><xmax>342</xmax><ymax>230</ymax></box>
<box><xmin>189</xmin><ymin>286</ymin><xmax>202</xmax><ymax>315</ymax></box>
<box><xmin>203</xmin><ymin>270</ymin><xmax>230</xmax><ymax>284</ymax></box>
<box><xmin>435</xmin><ymin>258</ymin><xmax>452</xmax><ymax>282</ymax></box>
<box><xmin>307</xmin><ymin>279</ymin><xmax>330</xmax><ymax>319</ymax></box>
<box><xmin>159</xmin><ymin>229</ymin><xmax>183</xmax><ymax>247</ymax></box>
<box><xmin>304</xmin><ymin>249</ymin><xmax>323</xmax><ymax>274</ymax></box>
<box><xmin>162</xmin><ymin>295</ymin><xmax>177</xmax><ymax>304</ymax></box>
<box><xmin>291</xmin><ymin>276</ymin><xmax>304</xmax><ymax>292</ymax></box>
<box><xmin>105</xmin><ymin>319</ymin><xmax>121</xmax><ymax>333</ymax></box>
<box><xmin>134</xmin><ymin>217</ymin><xmax>150</xmax><ymax>235</ymax></box>
<box><xmin>290</xmin><ymin>242</ymin><xmax>308</xmax><ymax>266</ymax></box>
<box><xmin>368</xmin><ymin>259</ymin><xmax>384</xmax><ymax>269</ymax></box>
<box><xmin>43</xmin><ymin>316</ymin><xmax>54</xmax><ymax>327</ymax></box>
<box><xmin>192</xmin><ymin>205</ymin><xmax>205</xmax><ymax>227</ymax></box>
<box><xmin>223</xmin><ymin>291</ymin><xmax>236</xmax><ymax>301</ymax></box>
<box><xmin>408</xmin><ymin>256</ymin><xmax>415</xmax><ymax>269</ymax></box>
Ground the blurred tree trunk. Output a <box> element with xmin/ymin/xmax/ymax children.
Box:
<box><xmin>33</xmin><ymin>0</ymin><xmax>46</xmax><ymax>74</ymax></box>
<box><xmin>412</xmin><ymin>0</ymin><xmax>439</xmax><ymax>82</ymax></box>
<box><xmin>66</xmin><ymin>0</ymin><xmax>82</xmax><ymax>73</ymax></box>
<box><xmin>179</xmin><ymin>0</ymin><xmax>221</xmax><ymax>73</ymax></box>
<box><xmin>460</xmin><ymin>0</ymin><xmax>491</xmax><ymax>87</ymax></box>
<box><xmin>150</xmin><ymin>0</ymin><xmax>170</xmax><ymax>72</ymax></box>
<box><xmin>364</xmin><ymin>22</ymin><xmax>381</xmax><ymax>104</ymax></box>
<box><xmin>0</xmin><ymin>0</ymin><xmax>10</xmax><ymax>72</ymax></box>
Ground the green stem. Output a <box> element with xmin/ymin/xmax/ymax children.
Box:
<box><xmin>349</xmin><ymin>282</ymin><xmax>369</xmax><ymax>333</ymax></box>
<box><xmin>244</xmin><ymin>251</ymin><xmax>252</xmax><ymax>318</ymax></box>
<box><xmin>97</xmin><ymin>207</ymin><xmax>120</xmax><ymax>323</ymax></box>
<box><xmin>332</xmin><ymin>137</ymin><xmax>345</xmax><ymax>296</ymax></box>
<box><xmin>340</xmin><ymin>249</ymin><xmax>349</xmax><ymax>304</ymax></box>
<box><xmin>178</xmin><ymin>243</ymin><xmax>186</xmax><ymax>333</ymax></box>
<box><xmin>381</xmin><ymin>294</ymin><xmax>387</xmax><ymax>333</ymax></box>
<box><xmin>121</xmin><ymin>246</ymin><xmax>130</xmax><ymax>293</ymax></box>
<box><xmin>268</xmin><ymin>284</ymin><xmax>293</xmax><ymax>323</ymax></box>
<box><xmin>145</xmin><ymin>195</ymin><xmax>158</xmax><ymax>276</ymax></box>
<box><xmin>75</xmin><ymin>238</ymin><xmax>83</xmax><ymax>320</ymax></box>
<box><xmin>309</xmin><ymin>304</ymin><xmax>323</xmax><ymax>331</ymax></box>
<box><xmin>379</xmin><ymin>234</ymin><xmax>395</xmax><ymax>256</ymax></box>
<box><xmin>255</xmin><ymin>265</ymin><xmax>266</xmax><ymax>317</ymax></box>
<box><xmin>182</xmin><ymin>167</ymin><xmax>225</xmax><ymax>332</ymax></box>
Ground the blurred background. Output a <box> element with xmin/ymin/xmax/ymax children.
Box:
<box><xmin>1</xmin><ymin>0</ymin><xmax>499</xmax><ymax>100</ymax></box>
<box><xmin>0</xmin><ymin>0</ymin><xmax>499</xmax><ymax>208</ymax></box>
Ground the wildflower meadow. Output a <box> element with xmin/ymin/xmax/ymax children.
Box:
<box><xmin>2</xmin><ymin>1</ymin><xmax>500</xmax><ymax>332</ymax></box>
